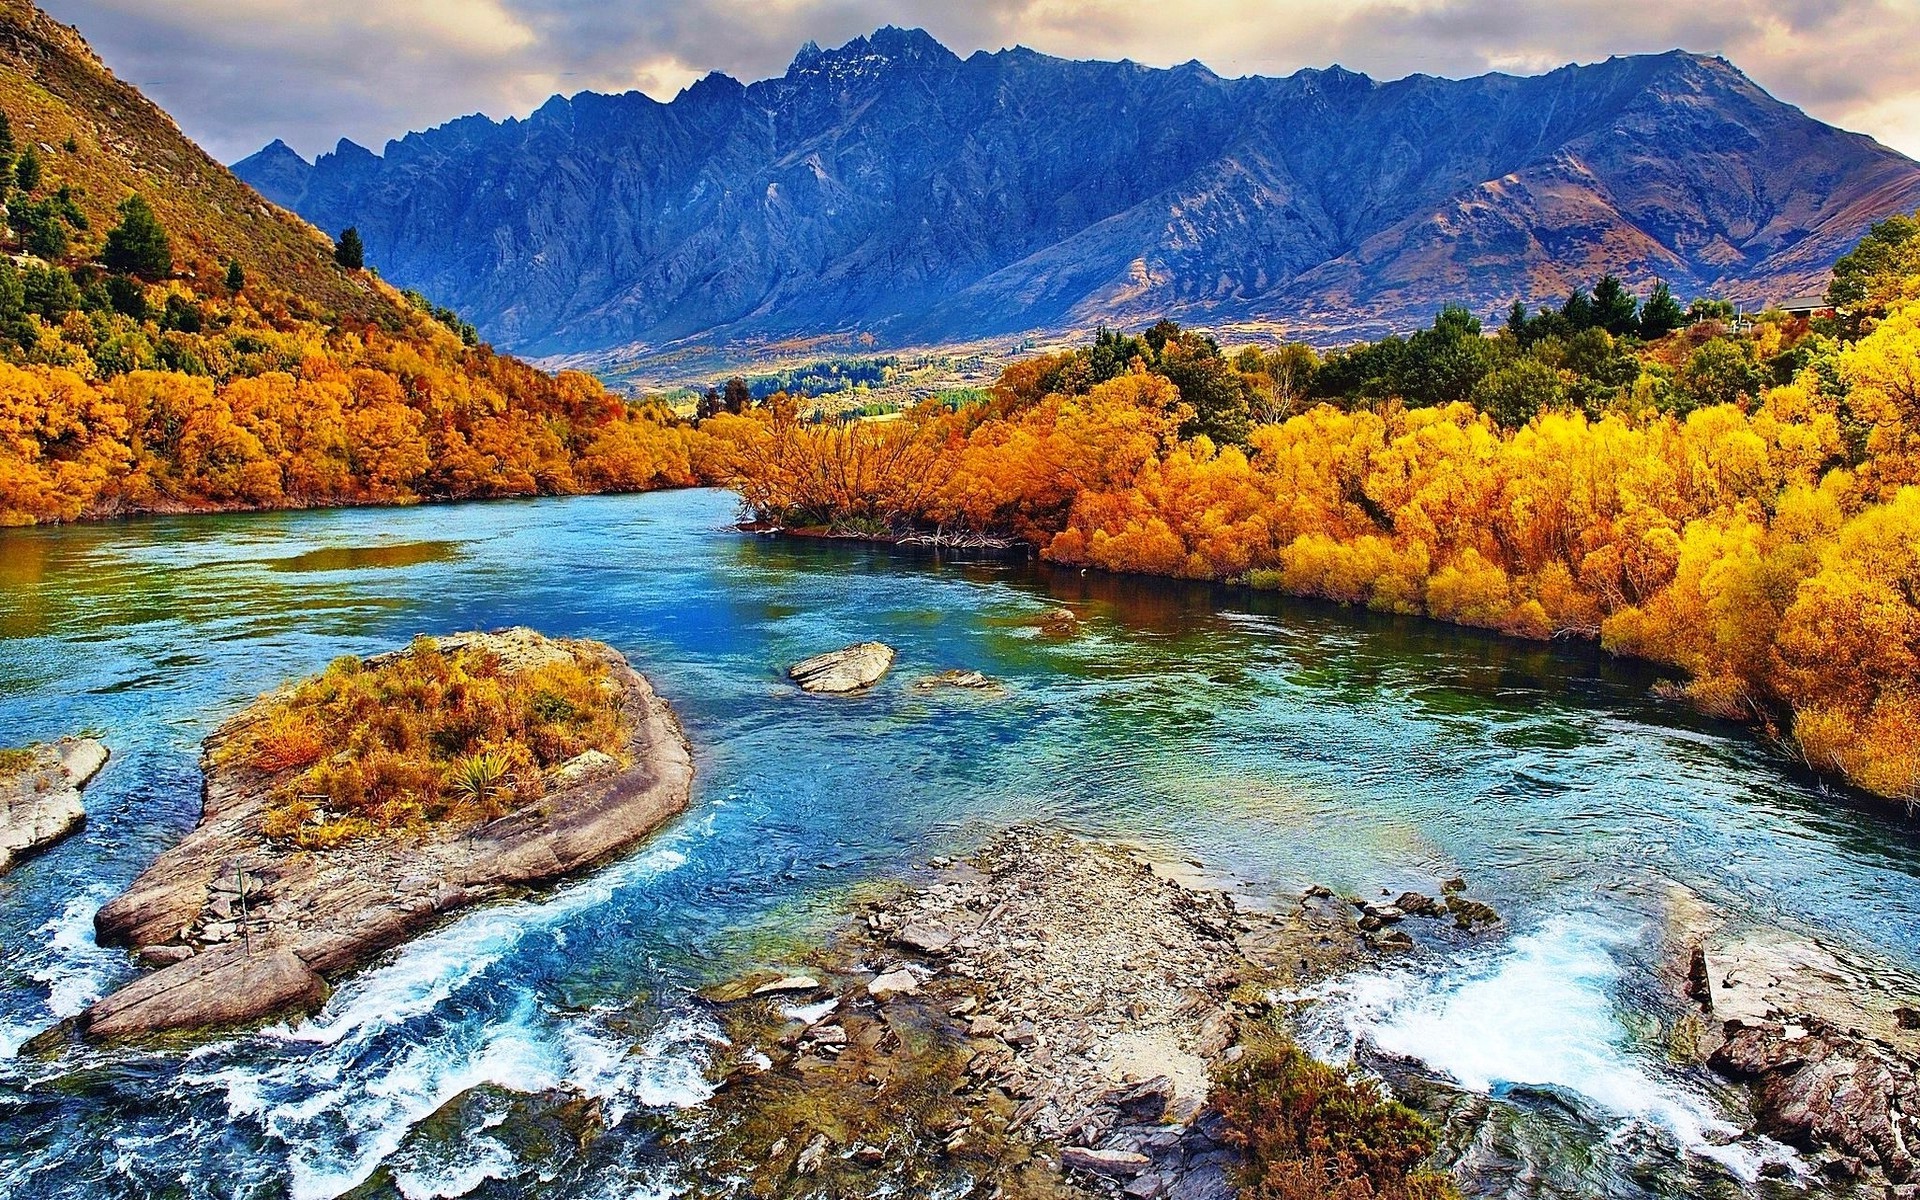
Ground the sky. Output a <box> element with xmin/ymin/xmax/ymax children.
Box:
<box><xmin>36</xmin><ymin>0</ymin><xmax>1920</xmax><ymax>165</ymax></box>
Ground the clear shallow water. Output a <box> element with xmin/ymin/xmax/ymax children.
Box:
<box><xmin>1</xmin><ymin>488</ymin><xmax>1917</xmax><ymax>1198</ymax></box>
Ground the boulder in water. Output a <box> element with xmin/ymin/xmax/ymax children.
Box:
<box><xmin>789</xmin><ymin>642</ymin><xmax>895</xmax><ymax>694</ymax></box>
<box><xmin>0</xmin><ymin>737</ymin><xmax>108</xmax><ymax>874</ymax></box>
<box><xmin>912</xmin><ymin>669</ymin><xmax>999</xmax><ymax>693</ymax></box>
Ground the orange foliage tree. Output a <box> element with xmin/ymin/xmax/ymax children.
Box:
<box><xmin>709</xmin><ymin>282</ymin><xmax>1920</xmax><ymax>807</ymax></box>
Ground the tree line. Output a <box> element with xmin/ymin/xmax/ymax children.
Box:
<box><xmin>704</xmin><ymin>220</ymin><xmax>1920</xmax><ymax>809</ymax></box>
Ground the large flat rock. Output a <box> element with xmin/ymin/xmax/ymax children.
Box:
<box><xmin>0</xmin><ymin>736</ymin><xmax>108</xmax><ymax>874</ymax></box>
<box><xmin>83</xmin><ymin>631</ymin><xmax>693</xmax><ymax>1041</ymax></box>
<box><xmin>788</xmin><ymin>642</ymin><xmax>895</xmax><ymax>694</ymax></box>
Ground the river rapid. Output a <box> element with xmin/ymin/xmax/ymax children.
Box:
<box><xmin>2</xmin><ymin>487</ymin><xmax>1918</xmax><ymax>1198</ymax></box>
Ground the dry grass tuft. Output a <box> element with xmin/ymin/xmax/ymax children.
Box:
<box><xmin>227</xmin><ymin>635</ymin><xmax>627</xmax><ymax>849</ymax></box>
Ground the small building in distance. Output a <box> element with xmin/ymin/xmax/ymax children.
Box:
<box><xmin>1775</xmin><ymin>294</ymin><xmax>1834</xmax><ymax>320</ymax></box>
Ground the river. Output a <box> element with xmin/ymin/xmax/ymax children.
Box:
<box><xmin>2</xmin><ymin>487</ymin><xmax>1917</xmax><ymax>1198</ymax></box>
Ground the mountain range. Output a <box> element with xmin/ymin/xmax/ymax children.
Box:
<box><xmin>236</xmin><ymin>29</ymin><xmax>1920</xmax><ymax>361</ymax></box>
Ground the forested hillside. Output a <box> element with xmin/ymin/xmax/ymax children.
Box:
<box><xmin>708</xmin><ymin>220</ymin><xmax>1920</xmax><ymax>808</ymax></box>
<box><xmin>0</xmin><ymin>0</ymin><xmax>696</xmax><ymax>523</ymax></box>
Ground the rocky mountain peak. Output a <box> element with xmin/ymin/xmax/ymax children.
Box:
<box><xmin>234</xmin><ymin>39</ymin><xmax>1920</xmax><ymax>360</ymax></box>
<box><xmin>785</xmin><ymin>26</ymin><xmax>958</xmax><ymax>82</ymax></box>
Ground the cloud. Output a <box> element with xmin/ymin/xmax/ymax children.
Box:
<box><xmin>35</xmin><ymin>0</ymin><xmax>1920</xmax><ymax>162</ymax></box>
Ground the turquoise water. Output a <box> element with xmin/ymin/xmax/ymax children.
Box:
<box><xmin>1</xmin><ymin>488</ymin><xmax>1917</xmax><ymax>1198</ymax></box>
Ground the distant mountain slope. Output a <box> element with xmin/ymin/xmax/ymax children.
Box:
<box><xmin>236</xmin><ymin>29</ymin><xmax>1920</xmax><ymax>357</ymax></box>
<box><xmin>0</xmin><ymin>0</ymin><xmax>388</xmax><ymax>322</ymax></box>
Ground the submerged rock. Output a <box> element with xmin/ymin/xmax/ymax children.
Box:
<box><xmin>82</xmin><ymin>630</ymin><xmax>694</xmax><ymax>1041</ymax></box>
<box><xmin>1034</xmin><ymin>608</ymin><xmax>1080</xmax><ymax>637</ymax></box>
<box><xmin>788</xmin><ymin>642</ymin><xmax>896</xmax><ymax>694</ymax></box>
<box><xmin>913</xmin><ymin>669</ymin><xmax>1000</xmax><ymax>693</ymax></box>
<box><xmin>0</xmin><ymin>737</ymin><xmax>108</xmax><ymax>874</ymax></box>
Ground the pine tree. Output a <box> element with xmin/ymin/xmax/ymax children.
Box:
<box><xmin>1590</xmin><ymin>274</ymin><xmax>1641</xmax><ymax>337</ymax></box>
<box><xmin>226</xmin><ymin>259</ymin><xmax>245</xmax><ymax>292</ymax></box>
<box><xmin>335</xmin><ymin>226</ymin><xmax>364</xmax><ymax>270</ymax></box>
<box><xmin>1639</xmin><ymin>281</ymin><xmax>1685</xmax><ymax>340</ymax></box>
<box><xmin>14</xmin><ymin>145</ymin><xmax>41</xmax><ymax>194</ymax></box>
<box><xmin>102</xmin><ymin>194</ymin><xmax>171</xmax><ymax>277</ymax></box>
<box><xmin>724</xmin><ymin>376</ymin><xmax>751</xmax><ymax>414</ymax></box>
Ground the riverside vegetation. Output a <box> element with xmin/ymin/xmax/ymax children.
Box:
<box><xmin>712</xmin><ymin>220</ymin><xmax>1920</xmax><ymax>811</ymax></box>
<box><xmin>231</xmin><ymin>633</ymin><xmax>631</xmax><ymax>849</ymax></box>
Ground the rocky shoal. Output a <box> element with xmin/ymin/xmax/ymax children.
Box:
<box><xmin>686</xmin><ymin>828</ymin><xmax>1501</xmax><ymax>1199</ymax></box>
<box><xmin>0</xmin><ymin>737</ymin><xmax>109</xmax><ymax>874</ymax></box>
<box><xmin>74</xmin><ymin>629</ymin><xmax>694</xmax><ymax>1042</ymax></box>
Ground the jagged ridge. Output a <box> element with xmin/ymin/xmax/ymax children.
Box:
<box><xmin>235</xmin><ymin>29</ymin><xmax>1920</xmax><ymax>356</ymax></box>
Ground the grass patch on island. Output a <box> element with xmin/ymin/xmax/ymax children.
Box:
<box><xmin>221</xmin><ymin>636</ymin><xmax>628</xmax><ymax>849</ymax></box>
<box><xmin>0</xmin><ymin>746</ymin><xmax>39</xmax><ymax>779</ymax></box>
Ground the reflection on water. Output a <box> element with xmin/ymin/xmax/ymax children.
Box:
<box><xmin>1</xmin><ymin>489</ymin><xmax>1916</xmax><ymax>1199</ymax></box>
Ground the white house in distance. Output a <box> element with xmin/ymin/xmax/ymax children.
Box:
<box><xmin>1776</xmin><ymin>294</ymin><xmax>1834</xmax><ymax>319</ymax></box>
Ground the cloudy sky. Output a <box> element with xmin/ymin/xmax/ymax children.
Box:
<box><xmin>38</xmin><ymin>0</ymin><xmax>1920</xmax><ymax>164</ymax></box>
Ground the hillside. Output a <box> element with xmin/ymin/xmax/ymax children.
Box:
<box><xmin>0</xmin><ymin>0</ymin><xmax>699</xmax><ymax>526</ymax></box>
<box><xmin>0</xmin><ymin>0</ymin><xmax>385</xmax><ymax>322</ymax></box>
<box><xmin>235</xmin><ymin>30</ymin><xmax>1920</xmax><ymax>362</ymax></box>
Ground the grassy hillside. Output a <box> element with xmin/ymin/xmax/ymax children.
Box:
<box><xmin>0</xmin><ymin>0</ymin><xmax>381</xmax><ymax>322</ymax></box>
<box><xmin>0</xmin><ymin>0</ymin><xmax>709</xmax><ymax>525</ymax></box>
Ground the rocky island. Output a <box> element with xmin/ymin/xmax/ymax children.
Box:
<box><xmin>0</xmin><ymin>737</ymin><xmax>109</xmax><ymax>874</ymax></box>
<box><xmin>79</xmin><ymin>629</ymin><xmax>693</xmax><ymax>1041</ymax></box>
<box><xmin>686</xmin><ymin>829</ymin><xmax>1480</xmax><ymax>1199</ymax></box>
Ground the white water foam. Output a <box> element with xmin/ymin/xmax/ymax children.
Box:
<box><xmin>1301</xmin><ymin>915</ymin><xmax>1801</xmax><ymax>1184</ymax></box>
<box><xmin>0</xmin><ymin>889</ymin><xmax>126</xmax><ymax>1058</ymax></box>
<box><xmin>171</xmin><ymin>832</ymin><xmax>720</xmax><ymax>1200</ymax></box>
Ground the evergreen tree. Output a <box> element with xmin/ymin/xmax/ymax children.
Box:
<box><xmin>14</xmin><ymin>145</ymin><xmax>41</xmax><ymax>194</ymax></box>
<box><xmin>723</xmin><ymin>376</ymin><xmax>752</xmax><ymax>414</ymax></box>
<box><xmin>1394</xmin><ymin>304</ymin><xmax>1495</xmax><ymax>408</ymax></box>
<box><xmin>1505</xmin><ymin>299</ymin><xmax>1530</xmax><ymax>341</ymax></box>
<box><xmin>1561</xmin><ymin>288</ymin><xmax>1596</xmax><ymax>331</ymax></box>
<box><xmin>13</xmin><ymin>199</ymin><xmax>67</xmax><ymax>259</ymax></box>
<box><xmin>335</xmin><ymin>226</ymin><xmax>364</xmax><ymax>270</ymax></box>
<box><xmin>103</xmin><ymin>272</ymin><xmax>147</xmax><ymax>319</ymax></box>
<box><xmin>0</xmin><ymin>259</ymin><xmax>37</xmax><ymax>349</ymax></box>
<box><xmin>226</xmin><ymin>259</ymin><xmax>245</xmax><ymax>293</ymax></box>
<box><xmin>1590</xmin><ymin>274</ymin><xmax>1640</xmax><ymax>337</ymax></box>
<box><xmin>102</xmin><ymin>193</ymin><xmax>172</xmax><ymax>278</ymax></box>
<box><xmin>53</xmin><ymin>185</ymin><xmax>86</xmax><ymax>230</ymax></box>
<box><xmin>22</xmin><ymin>264</ymin><xmax>80</xmax><ymax>321</ymax></box>
<box><xmin>1638</xmin><ymin>281</ymin><xmax>1685</xmax><ymax>340</ymax></box>
<box><xmin>1089</xmin><ymin>324</ymin><xmax>1149</xmax><ymax>382</ymax></box>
